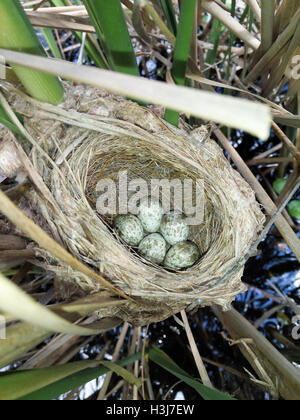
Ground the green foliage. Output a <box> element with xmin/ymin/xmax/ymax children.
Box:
<box><xmin>0</xmin><ymin>0</ymin><xmax>64</xmax><ymax>105</ymax></box>
<box><xmin>49</xmin><ymin>0</ymin><xmax>108</xmax><ymax>69</ymax></box>
<box><xmin>83</xmin><ymin>0</ymin><xmax>139</xmax><ymax>75</ymax></box>
<box><xmin>41</xmin><ymin>28</ymin><xmax>63</xmax><ymax>60</ymax></box>
<box><xmin>164</xmin><ymin>0</ymin><xmax>197</xmax><ymax>125</ymax></box>
<box><xmin>0</xmin><ymin>103</ymin><xmax>23</xmax><ymax>136</ymax></box>
<box><xmin>16</xmin><ymin>352</ymin><xmax>142</xmax><ymax>400</ymax></box>
<box><xmin>0</xmin><ymin>354</ymin><xmax>142</xmax><ymax>400</ymax></box>
<box><xmin>148</xmin><ymin>346</ymin><xmax>235</xmax><ymax>400</ymax></box>
<box><xmin>160</xmin><ymin>0</ymin><xmax>177</xmax><ymax>35</ymax></box>
<box><xmin>206</xmin><ymin>18</ymin><xmax>223</xmax><ymax>78</ymax></box>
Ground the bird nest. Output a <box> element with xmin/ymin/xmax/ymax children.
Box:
<box><xmin>0</xmin><ymin>82</ymin><xmax>265</xmax><ymax>326</ymax></box>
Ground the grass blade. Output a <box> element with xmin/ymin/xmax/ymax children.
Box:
<box><xmin>245</xmin><ymin>9</ymin><xmax>300</xmax><ymax>84</ymax></box>
<box><xmin>0</xmin><ymin>361</ymin><xmax>103</xmax><ymax>400</ymax></box>
<box><xmin>83</xmin><ymin>0</ymin><xmax>139</xmax><ymax>75</ymax></box>
<box><xmin>265</xmin><ymin>20</ymin><xmax>300</xmax><ymax>96</ymax></box>
<box><xmin>260</xmin><ymin>0</ymin><xmax>275</xmax><ymax>90</ymax></box>
<box><xmin>140</xmin><ymin>0</ymin><xmax>176</xmax><ymax>45</ymax></box>
<box><xmin>0</xmin><ymin>323</ymin><xmax>51</xmax><ymax>370</ymax></box>
<box><xmin>76</xmin><ymin>31</ymin><xmax>109</xmax><ymax>68</ymax></box>
<box><xmin>0</xmin><ymin>315</ymin><xmax>121</xmax><ymax>369</ymax></box>
<box><xmin>40</xmin><ymin>28</ymin><xmax>63</xmax><ymax>59</ymax></box>
<box><xmin>148</xmin><ymin>346</ymin><xmax>235</xmax><ymax>400</ymax></box>
<box><xmin>100</xmin><ymin>361</ymin><xmax>142</xmax><ymax>388</ymax></box>
<box><xmin>18</xmin><ymin>352</ymin><xmax>142</xmax><ymax>400</ymax></box>
<box><xmin>245</xmin><ymin>0</ymin><xmax>261</xmax><ymax>22</ymax></box>
<box><xmin>205</xmin><ymin>17</ymin><xmax>223</xmax><ymax>78</ymax></box>
<box><xmin>164</xmin><ymin>0</ymin><xmax>197</xmax><ymax>126</ymax></box>
<box><xmin>0</xmin><ymin>273</ymin><xmax>112</xmax><ymax>336</ymax></box>
<box><xmin>0</xmin><ymin>357</ymin><xmax>141</xmax><ymax>400</ymax></box>
<box><xmin>0</xmin><ymin>49</ymin><xmax>272</xmax><ymax>139</ymax></box>
<box><xmin>274</xmin><ymin>114</ymin><xmax>300</xmax><ymax>129</ymax></box>
<box><xmin>0</xmin><ymin>103</ymin><xmax>23</xmax><ymax>136</ymax></box>
<box><xmin>159</xmin><ymin>0</ymin><xmax>177</xmax><ymax>35</ymax></box>
<box><xmin>48</xmin><ymin>0</ymin><xmax>108</xmax><ymax>68</ymax></box>
<box><xmin>0</xmin><ymin>0</ymin><xmax>64</xmax><ymax>105</ymax></box>
<box><xmin>214</xmin><ymin>306</ymin><xmax>300</xmax><ymax>400</ymax></box>
<box><xmin>225</xmin><ymin>0</ymin><xmax>237</xmax><ymax>80</ymax></box>
<box><xmin>186</xmin><ymin>72</ymin><xmax>293</xmax><ymax>113</ymax></box>
<box><xmin>261</xmin><ymin>0</ymin><xmax>275</xmax><ymax>55</ymax></box>
<box><xmin>201</xmin><ymin>0</ymin><xmax>260</xmax><ymax>50</ymax></box>
<box><xmin>276</xmin><ymin>0</ymin><xmax>298</xmax><ymax>35</ymax></box>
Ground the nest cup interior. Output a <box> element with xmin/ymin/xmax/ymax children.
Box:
<box><xmin>56</xmin><ymin>130</ymin><xmax>232</xmax><ymax>287</ymax></box>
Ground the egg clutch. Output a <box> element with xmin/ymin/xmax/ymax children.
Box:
<box><xmin>114</xmin><ymin>197</ymin><xmax>200</xmax><ymax>270</ymax></box>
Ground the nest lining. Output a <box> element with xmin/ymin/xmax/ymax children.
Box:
<box><xmin>0</xmin><ymin>82</ymin><xmax>265</xmax><ymax>325</ymax></box>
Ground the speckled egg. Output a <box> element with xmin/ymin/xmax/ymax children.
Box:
<box><xmin>138</xmin><ymin>233</ymin><xmax>167</xmax><ymax>264</ymax></box>
<box><xmin>138</xmin><ymin>197</ymin><xmax>164</xmax><ymax>233</ymax></box>
<box><xmin>164</xmin><ymin>241</ymin><xmax>200</xmax><ymax>270</ymax></box>
<box><xmin>114</xmin><ymin>215</ymin><xmax>144</xmax><ymax>246</ymax></box>
<box><xmin>160</xmin><ymin>212</ymin><xmax>189</xmax><ymax>245</ymax></box>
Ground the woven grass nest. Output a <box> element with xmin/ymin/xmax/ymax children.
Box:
<box><xmin>1</xmin><ymin>82</ymin><xmax>265</xmax><ymax>326</ymax></box>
